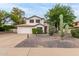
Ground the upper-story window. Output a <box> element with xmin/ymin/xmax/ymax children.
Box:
<box><xmin>30</xmin><ymin>19</ymin><xmax>34</xmax><ymax>23</ymax></box>
<box><xmin>36</xmin><ymin>19</ymin><xmax>40</xmax><ymax>23</ymax></box>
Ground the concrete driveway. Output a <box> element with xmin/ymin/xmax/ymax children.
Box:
<box><xmin>0</xmin><ymin>32</ymin><xmax>27</xmax><ymax>48</ymax></box>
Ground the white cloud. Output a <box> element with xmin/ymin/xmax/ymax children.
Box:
<box><xmin>73</xmin><ymin>9</ymin><xmax>79</xmax><ymax>20</ymax></box>
<box><xmin>0</xmin><ymin>3</ymin><xmax>41</xmax><ymax>17</ymax></box>
<box><xmin>0</xmin><ymin>3</ymin><xmax>79</xmax><ymax>20</ymax></box>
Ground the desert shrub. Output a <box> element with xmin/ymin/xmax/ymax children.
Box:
<box><xmin>71</xmin><ymin>28</ymin><xmax>79</xmax><ymax>38</ymax></box>
<box><xmin>49</xmin><ymin>26</ymin><xmax>55</xmax><ymax>36</ymax></box>
<box><xmin>49</xmin><ymin>31</ymin><xmax>53</xmax><ymax>36</ymax></box>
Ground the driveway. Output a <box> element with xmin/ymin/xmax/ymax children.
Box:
<box><xmin>0</xmin><ymin>32</ymin><xmax>27</xmax><ymax>48</ymax></box>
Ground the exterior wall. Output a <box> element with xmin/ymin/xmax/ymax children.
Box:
<box><xmin>40</xmin><ymin>19</ymin><xmax>45</xmax><ymax>25</ymax></box>
<box><xmin>26</xmin><ymin>17</ymin><xmax>45</xmax><ymax>25</ymax></box>
<box><xmin>10</xmin><ymin>29</ymin><xmax>17</xmax><ymax>32</ymax></box>
<box><xmin>77</xmin><ymin>23</ymin><xmax>79</xmax><ymax>27</ymax></box>
<box><xmin>46</xmin><ymin>25</ymin><xmax>49</xmax><ymax>33</ymax></box>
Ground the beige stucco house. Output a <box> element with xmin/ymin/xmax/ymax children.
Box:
<box><xmin>17</xmin><ymin>15</ymin><xmax>49</xmax><ymax>34</ymax></box>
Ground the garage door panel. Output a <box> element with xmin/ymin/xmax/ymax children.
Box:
<box><xmin>17</xmin><ymin>27</ymin><xmax>32</xmax><ymax>34</ymax></box>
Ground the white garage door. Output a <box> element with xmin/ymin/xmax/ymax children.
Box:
<box><xmin>17</xmin><ymin>27</ymin><xmax>32</xmax><ymax>34</ymax></box>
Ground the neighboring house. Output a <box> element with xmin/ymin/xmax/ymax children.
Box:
<box><xmin>73</xmin><ymin>21</ymin><xmax>79</xmax><ymax>28</ymax></box>
<box><xmin>2</xmin><ymin>17</ymin><xmax>14</xmax><ymax>25</ymax></box>
<box><xmin>17</xmin><ymin>15</ymin><xmax>49</xmax><ymax>34</ymax></box>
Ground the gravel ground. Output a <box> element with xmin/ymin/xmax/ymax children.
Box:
<box><xmin>15</xmin><ymin>34</ymin><xmax>79</xmax><ymax>48</ymax></box>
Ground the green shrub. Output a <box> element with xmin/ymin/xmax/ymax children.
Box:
<box><xmin>32</xmin><ymin>28</ymin><xmax>37</xmax><ymax>34</ymax></box>
<box><xmin>0</xmin><ymin>26</ymin><xmax>5</xmax><ymax>31</ymax></box>
<box><xmin>37</xmin><ymin>28</ymin><xmax>43</xmax><ymax>34</ymax></box>
<box><xmin>32</xmin><ymin>28</ymin><xmax>43</xmax><ymax>34</ymax></box>
<box><xmin>0</xmin><ymin>25</ymin><xmax>16</xmax><ymax>31</ymax></box>
<box><xmin>71</xmin><ymin>28</ymin><xmax>79</xmax><ymax>38</ymax></box>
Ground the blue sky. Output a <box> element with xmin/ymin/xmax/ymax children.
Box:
<box><xmin>0</xmin><ymin>3</ymin><xmax>79</xmax><ymax>20</ymax></box>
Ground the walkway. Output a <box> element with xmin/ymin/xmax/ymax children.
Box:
<box><xmin>0</xmin><ymin>48</ymin><xmax>79</xmax><ymax>56</ymax></box>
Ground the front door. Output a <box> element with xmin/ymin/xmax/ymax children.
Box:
<box><xmin>44</xmin><ymin>26</ymin><xmax>47</xmax><ymax>34</ymax></box>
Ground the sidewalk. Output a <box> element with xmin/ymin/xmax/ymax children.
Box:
<box><xmin>0</xmin><ymin>48</ymin><xmax>79</xmax><ymax>56</ymax></box>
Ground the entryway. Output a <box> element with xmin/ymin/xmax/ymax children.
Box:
<box><xmin>44</xmin><ymin>26</ymin><xmax>47</xmax><ymax>34</ymax></box>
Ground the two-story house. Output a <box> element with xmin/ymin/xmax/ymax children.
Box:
<box><xmin>17</xmin><ymin>15</ymin><xmax>49</xmax><ymax>34</ymax></box>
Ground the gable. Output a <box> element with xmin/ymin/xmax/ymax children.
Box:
<box><xmin>27</xmin><ymin>15</ymin><xmax>44</xmax><ymax>20</ymax></box>
<box><xmin>25</xmin><ymin>15</ymin><xmax>45</xmax><ymax>25</ymax></box>
<box><xmin>29</xmin><ymin>17</ymin><xmax>41</xmax><ymax>20</ymax></box>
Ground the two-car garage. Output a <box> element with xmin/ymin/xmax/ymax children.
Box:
<box><xmin>17</xmin><ymin>24</ymin><xmax>46</xmax><ymax>34</ymax></box>
<box><xmin>17</xmin><ymin>27</ymin><xmax>32</xmax><ymax>34</ymax></box>
<box><xmin>17</xmin><ymin>24</ymin><xmax>34</xmax><ymax>34</ymax></box>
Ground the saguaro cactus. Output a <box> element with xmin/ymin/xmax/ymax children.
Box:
<box><xmin>65</xmin><ymin>24</ymin><xmax>69</xmax><ymax>34</ymax></box>
<box><xmin>59</xmin><ymin>14</ymin><xmax>64</xmax><ymax>39</ymax></box>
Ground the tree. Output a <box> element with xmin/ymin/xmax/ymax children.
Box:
<box><xmin>10</xmin><ymin>7</ymin><xmax>25</xmax><ymax>25</ymax></box>
<box><xmin>0</xmin><ymin>10</ymin><xmax>9</xmax><ymax>26</ymax></box>
<box><xmin>45</xmin><ymin>4</ymin><xmax>76</xmax><ymax>32</ymax></box>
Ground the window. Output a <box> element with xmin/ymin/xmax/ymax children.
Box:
<box><xmin>36</xmin><ymin>20</ymin><xmax>40</xmax><ymax>23</ymax></box>
<box><xmin>30</xmin><ymin>19</ymin><xmax>34</xmax><ymax>23</ymax></box>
